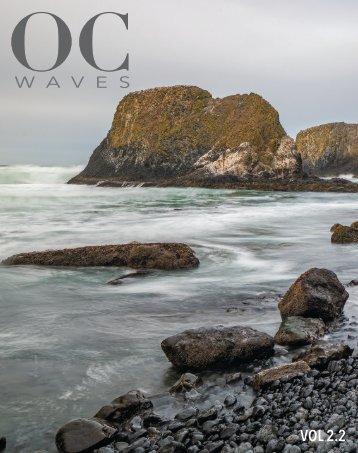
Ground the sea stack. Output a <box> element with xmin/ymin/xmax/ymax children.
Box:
<box><xmin>296</xmin><ymin>122</ymin><xmax>358</xmax><ymax>176</ymax></box>
<box><xmin>69</xmin><ymin>85</ymin><xmax>302</xmax><ymax>185</ymax></box>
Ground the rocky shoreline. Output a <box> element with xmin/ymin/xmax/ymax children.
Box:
<box><xmin>54</xmin><ymin>350</ymin><xmax>357</xmax><ymax>453</ymax></box>
<box><xmin>53</xmin><ymin>267</ymin><xmax>357</xmax><ymax>453</ymax></box>
<box><xmin>58</xmin><ymin>356</ymin><xmax>357</xmax><ymax>453</ymax></box>
<box><xmin>68</xmin><ymin>176</ymin><xmax>358</xmax><ymax>194</ymax></box>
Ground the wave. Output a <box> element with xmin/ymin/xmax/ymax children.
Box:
<box><xmin>322</xmin><ymin>174</ymin><xmax>358</xmax><ymax>183</ymax></box>
<box><xmin>0</xmin><ymin>165</ymin><xmax>84</xmax><ymax>184</ymax></box>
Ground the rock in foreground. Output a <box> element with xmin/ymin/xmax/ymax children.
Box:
<box><xmin>3</xmin><ymin>243</ymin><xmax>200</xmax><ymax>270</ymax></box>
<box><xmin>95</xmin><ymin>390</ymin><xmax>153</xmax><ymax>424</ymax></box>
<box><xmin>278</xmin><ymin>268</ymin><xmax>349</xmax><ymax>321</ymax></box>
<box><xmin>294</xmin><ymin>342</ymin><xmax>354</xmax><ymax>369</ymax></box>
<box><xmin>331</xmin><ymin>222</ymin><xmax>358</xmax><ymax>243</ymax></box>
<box><xmin>274</xmin><ymin>316</ymin><xmax>326</xmax><ymax>346</ymax></box>
<box><xmin>55</xmin><ymin>417</ymin><xmax>117</xmax><ymax>453</ymax></box>
<box><xmin>252</xmin><ymin>361</ymin><xmax>310</xmax><ymax>391</ymax></box>
<box><xmin>161</xmin><ymin>326</ymin><xmax>274</xmax><ymax>370</ymax></box>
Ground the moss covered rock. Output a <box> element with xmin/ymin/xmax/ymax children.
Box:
<box><xmin>331</xmin><ymin>222</ymin><xmax>358</xmax><ymax>243</ymax></box>
<box><xmin>70</xmin><ymin>85</ymin><xmax>292</xmax><ymax>184</ymax></box>
<box><xmin>296</xmin><ymin>122</ymin><xmax>358</xmax><ymax>176</ymax></box>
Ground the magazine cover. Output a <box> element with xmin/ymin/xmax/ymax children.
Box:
<box><xmin>1</xmin><ymin>1</ymin><xmax>357</xmax><ymax>452</ymax></box>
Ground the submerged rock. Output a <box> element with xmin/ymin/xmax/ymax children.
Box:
<box><xmin>95</xmin><ymin>390</ymin><xmax>153</xmax><ymax>424</ymax></box>
<box><xmin>170</xmin><ymin>373</ymin><xmax>202</xmax><ymax>393</ymax></box>
<box><xmin>331</xmin><ymin>222</ymin><xmax>358</xmax><ymax>244</ymax></box>
<box><xmin>105</xmin><ymin>270</ymin><xmax>152</xmax><ymax>285</ymax></box>
<box><xmin>252</xmin><ymin>361</ymin><xmax>310</xmax><ymax>391</ymax></box>
<box><xmin>296</xmin><ymin>122</ymin><xmax>358</xmax><ymax>176</ymax></box>
<box><xmin>278</xmin><ymin>268</ymin><xmax>349</xmax><ymax>321</ymax></box>
<box><xmin>0</xmin><ymin>438</ymin><xmax>6</xmax><ymax>452</ymax></box>
<box><xmin>3</xmin><ymin>243</ymin><xmax>199</xmax><ymax>270</ymax></box>
<box><xmin>274</xmin><ymin>316</ymin><xmax>326</xmax><ymax>346</ymax></box>
<box><xmin>161</xmin><ymin>326</ymin><xmax>274</xmax><ymax>370</ymax></box>
<box><xmin>293</xmin><ymin>342</ymin><xmax>353</xmax><ymax>369</ymax></box>
<box><xmin>55</xmin><ymin>417</ymin><xmax>117</xmax><ymax>453</ymax></box>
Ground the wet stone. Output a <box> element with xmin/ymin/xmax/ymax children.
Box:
<box><xmin>175</xmin><ymin>407</ymin><xmax>198</xmax><ymax>421</ymax></box>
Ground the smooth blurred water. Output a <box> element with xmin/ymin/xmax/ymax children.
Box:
<box><xmin>0</xmin><ymin>166</ymin><xmax>357</xmax><ymax>452</ymax></box>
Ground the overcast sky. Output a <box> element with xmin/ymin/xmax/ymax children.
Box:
<box><xmin>1</xmin><ymin>0</ymin><xmax>358</xmax><ymax>165</ymax></box>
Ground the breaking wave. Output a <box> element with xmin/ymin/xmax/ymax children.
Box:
<box><xmin>0</xmin><ymin>165</ymin><xmax>84</xmax><ymax>184</ymax></box>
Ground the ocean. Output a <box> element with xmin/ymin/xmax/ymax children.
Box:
<box><xmin>0</xmin><ymin>166</ymin><xmax>357</xmax><ymax>451</ymax></box>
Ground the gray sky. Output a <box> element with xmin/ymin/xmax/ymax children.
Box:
<box><xmin>1</xmin><ymin>0</ymin><xmax>358</xmax><ymax>165</ymax></box>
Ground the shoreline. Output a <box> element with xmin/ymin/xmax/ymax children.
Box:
<box><xmin>54</xmin><ymin>268</ymin><xmax>357</xmax><ymax>453</ymax></box>
<box><xmin>68</xmin><ymin>176</ymin><xmax>358</xmax><ymax>194</ymax></box>
<box><xmin>55</xmin><ymin>353</ymin><xmax>358</xmax><ymax>453</ymax></box>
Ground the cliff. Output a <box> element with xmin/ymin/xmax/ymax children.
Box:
<box><xmin>297</xmin><ymin>123</ymin><xmax>358</xmax><ymax>176</ymax></box>
<box><xmin>70</xmin><ymin>86</ymin><xmax>300</xmax><ymax>184</ymax></box>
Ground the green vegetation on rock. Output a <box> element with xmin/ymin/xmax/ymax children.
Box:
<box><xmin>297</xmin><ymin>122</ymin><xmax>358</xmax><ymax>176</ymax></box>
<box><xmin>71</xmin><ymin>85</ymin><xmax>288</xmax><ymax>182</ymax></box>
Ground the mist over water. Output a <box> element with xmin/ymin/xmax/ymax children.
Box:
<box><xmin>0</xmin><ymin>166</ymin><xmax>357</xmax><ymax>451</ymax></box>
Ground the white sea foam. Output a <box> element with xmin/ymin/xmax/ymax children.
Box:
<box><xmin>0</xmin><ymin>165</ymin><xmax>84</xmax><ymax>184</ymax></box>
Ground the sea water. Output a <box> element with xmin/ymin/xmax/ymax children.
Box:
<box><xmin>0</xmin><ymin>166</ymin><xmax>357</xmax><ymax>451</ymax></box>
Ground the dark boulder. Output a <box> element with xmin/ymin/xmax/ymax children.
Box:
<box><xmin>3</xmin><ymin>243</ymin><xmax>199</xmax><ymax>270</ymax></box>
<box><xmin>0</xmin><ymin>438</ymin><xmax>6</xmax><ymax>452</ymax></box>
<box><xmin>95</xmin><ymin>390</ymin><xmax>153</xmax><ymax>424</ymax></box>
<box><xmin>161</xmin><ymin>326</ymin><xmax>274</xmax><ymax>370</ymax></box>
<box><xmin>331</xmin><ymin>222</ymin><xmax>358</xmax><ymax>244</ymax></box>
<box><xmin>293</xmin><ymin>342</ymin><xmax>353</xmax><ymax>369</ymax></box>
<box><xmin>55</xmin><ymin>417</ymin><xmax>117</xmax><ymax>453</ymax></box>
<box><xmin>278</xmin><ymin>268</ymin><xmax>348</xmax><ymax>321</ymax></box>
<box><xmin>274</xmin><ymin>316</ymin><xmax>326</xmax><ymax>346</ymax></box>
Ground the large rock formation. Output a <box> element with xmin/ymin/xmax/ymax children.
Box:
<box><xmin>296</xmin><ymin>122</ymin><xmax>358</xmax><ymax>176</ymax></box>
<box><xmin>70</xmin><ymin>86</ymin><xmax>301</xmax><ymax>185</ymax></box>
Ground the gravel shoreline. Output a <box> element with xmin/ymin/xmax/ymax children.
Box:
<box><xmin>91</xmin><ymin>356</ymin><xmax>357</xmax><ymax>453</ymax></box>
